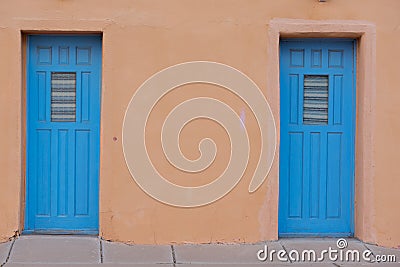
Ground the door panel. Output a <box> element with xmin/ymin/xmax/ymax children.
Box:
<box><xmin>279</xmin><ymin>39</ymin><xmax>355</xmax><ymax>236</ymax></box>
<box><xmin>25</xmin><ymin>35</ymin><xmax>102</xmax><ymax>233</ymax></box>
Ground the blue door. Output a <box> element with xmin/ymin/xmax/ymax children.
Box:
<box><xmin>25</xmin><ymin>35</ymin><xmax>102</xmax><ymax>233</ymax></box>
<box><xmin>279</xmin><ymin>39</ymin><xmax>355</xmax><ymax>236</ymax></box>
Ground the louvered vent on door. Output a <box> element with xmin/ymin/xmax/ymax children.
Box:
<box><xmin>303</xmin><ymin>75</ymin><xmax>328</xmax><ymax>125</ymax></box>
<box><xmin>51</xmin><ymin>72</ymin><xmax>76</xmax><ymax>122</ymax></box>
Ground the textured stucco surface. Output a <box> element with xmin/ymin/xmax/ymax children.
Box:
<box><xmin>0</xmin><ymin>0</ymin><xmax>399</xmax><ymax>248</ymax></box>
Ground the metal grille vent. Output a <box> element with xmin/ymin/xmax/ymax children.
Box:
<box><xmin>51</xmin><ymin>72</ymin><xmax>76</xmax><ymax>122</ymax></box>
<box><xmin>303</xmin><ymin>75</ymin><xmax>329</xmax><ymax>125</ymax></box>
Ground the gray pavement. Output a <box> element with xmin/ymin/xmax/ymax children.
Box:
<box><xmin>0</xmin><ymin>235</ymin><xmax>399</xmax><ymax>266</ymax></box>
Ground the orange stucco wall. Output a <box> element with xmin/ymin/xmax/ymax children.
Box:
<box><xmin>0</xmin><ymin>0</ymin><xmax>399</xmax><ymax>248</ymax></box>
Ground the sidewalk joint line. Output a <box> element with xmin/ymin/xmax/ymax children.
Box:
<box><xmin>279</xmin><ymin>241</ymin><xmax>292</xmax><ymax>263</ymax></box>
<box><xmin>3</xmin><ymin>237</ymin><xmax>16</xmax><ymax>266</ymax></box>
<box><xmin>171</xmin><ymin>245</ymin><xmax>176</xmax><ymax>266</ymax></box>
<box><xmin>99</xmin><ymin>238</ymin><xmax>103</xmax><ymax>264</ymax></box>
<box><xmin>363</xmin><ymin>243</ymin><xmax>373</xmax><ymax>255</ymax></box>
<box><xmin>362</xmin><ymin>243</ymin><xmax>377</xmax><ymax>263</ymax></box>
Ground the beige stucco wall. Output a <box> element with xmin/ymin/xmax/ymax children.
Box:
<box><xmin>0</xmin><ymin>0</ymin><xmax>399</xmax><ymax>248</ymax></box>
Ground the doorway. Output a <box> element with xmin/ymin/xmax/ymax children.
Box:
<box><xmin>279</xmin><ymin>39</ymin><xmax>355</xmax><ymax>236</ymax></box>
<box><xmin>25</xmin><ymin>35</ymin><xmax>102</xmax><ymax>233</ymax></box>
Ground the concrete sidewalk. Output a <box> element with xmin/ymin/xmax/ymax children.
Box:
<box><xmin>0</xmin><ymin>236</ymin><xmax>399</xmax><ymax>266</ymax></box>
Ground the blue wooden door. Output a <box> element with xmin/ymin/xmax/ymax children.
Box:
<box><xmin>279</xmin><ymin>39</ymin><xmax>355</xmax><ymax>236</ymax></box>
<box><xmin>25</xmin><ymin>35</ymin><xmax>101</xmax><ymax>233</ymax></box>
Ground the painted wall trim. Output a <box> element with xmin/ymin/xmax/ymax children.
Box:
<box><xmin>267</xmin><ymin>18</ymin><xmax>377</xmax><ymax>244</ymax></box>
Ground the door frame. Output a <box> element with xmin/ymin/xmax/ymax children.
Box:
<box><xmin>22</xmin><ymin>33</ymin><xmax>103</xmax><ymax>235</ymax></box>
<box><xmin>278</xmin><ymin>38</ymin><xmax>356</xmax><ymax>237</ymax></box>
<box><xmin>268</xmin><ymin>19</ymin><xmax>376</xmax><ymax>241</ymax></box>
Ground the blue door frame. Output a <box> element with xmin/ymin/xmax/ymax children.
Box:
<box><xmin>279</xmin><ymin>39</ymin><xmax>356</xmax><ymax>236</ymax></box>
<box><xmin>25</xmin><ymin>35</ymin><xmax>102</xmax><ymax>234</ymax></box>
